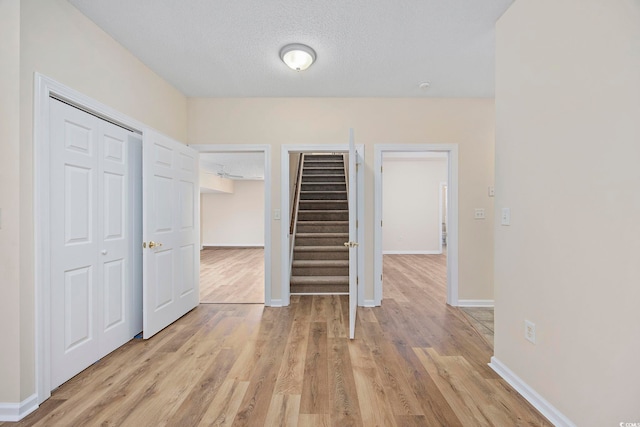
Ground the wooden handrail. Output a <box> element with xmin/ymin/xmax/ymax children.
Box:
<box><xmin>289</xmin><ymin>153</ymin><xmax>305</xmax><ymax>235</ymax></box>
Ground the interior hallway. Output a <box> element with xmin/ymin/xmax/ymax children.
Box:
<box><xmin>3</xmin><ymin>253</ymin><xmax>545</xmax><ymax>426</ymax></box>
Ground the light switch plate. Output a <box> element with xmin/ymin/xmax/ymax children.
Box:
<box><xmin>274</xmin><ymin>209</ymin><xmax>281</xmax><ymax>220</ymax></box>
<box><xmin>501</xmin><ymin>208</ymin><xmax>511</xmax><ymax>225</ymax></box>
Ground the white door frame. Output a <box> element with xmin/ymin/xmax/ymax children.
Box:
<box><xmin>281</xmin><ymin>144</ymin><xmax>365</xmax><ymax>307</ymax></box>
<box><xmin>439</xmin><ymin>181</ymin><xmax>447</xmax><ymax>254</ymax></box>
<box><xmin>374</xmin><ymin>144</ymin><xmax>459</xmax><ymax>306</ymax></box>
<box><xmin>190</xmin><ymin>145</ymin><xmax>272</xmax><ymax>305</ymax></box>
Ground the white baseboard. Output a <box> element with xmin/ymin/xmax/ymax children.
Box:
<box><xmin>363</xmin><ymin>299</ymin><xmax>377</xmax><ymax>307</ymax></box>
<box><xmin>382</xmin><ymin>250</ymin><xmax>441</xmax><ymax>255</ymax></box>
<box><xmin>268</xmin><ymin>299</ymin><xmax>284</xmax><ymax>307</ymax></box>
<box><xmin>458</xmin><ymin>299</ymin><xmax>494</xmax><ymax>307</ymax></box>
<box><xmin>0</xmin><ymin>394</ymin><xmax>38</xmax><ymax>422</ymax></box>
<box><xmin>202</xmin><ymin>244</ymin><xmax>264</xmax><ymax>248</ymax></box>
<box><xmin>489</xmin><ymin>357</ymin><xmax>576</xmax><ymax>427</ymax></box>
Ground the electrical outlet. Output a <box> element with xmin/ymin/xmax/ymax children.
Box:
<box><xmin>525</xmin><ymin>320</ymin><xmax>536</xmax><ymax>344</ymax></box>
<box><xmin>474</xmin><ymin>208</ymin><xmax>485</xmax><ymax>219</ymax></box>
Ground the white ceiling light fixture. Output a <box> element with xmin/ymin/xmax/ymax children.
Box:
<box><xmin>280</xmin><ymin>43</ymin><xmax>316</xmax><ymax>71</ymax></box>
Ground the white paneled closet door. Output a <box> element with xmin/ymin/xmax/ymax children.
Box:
<box><xmin>50</xmin><ymin>99</ymin><xmax>136</xmax><ymax>389</ymax></box>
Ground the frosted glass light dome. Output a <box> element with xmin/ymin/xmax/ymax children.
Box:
<box><xmin>280</xmin><ymin>44</ymin><xmax>316</xmax><ymax>71</ymax></box>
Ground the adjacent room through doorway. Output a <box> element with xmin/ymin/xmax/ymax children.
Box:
<box><xmin>380</xmin><ymin>151</ymin><xmax>450</xmax><ymax>306</ymax></box>
<box><xmin>198</xmin><ymin>152</ymin><xmax>266</xmax><ymax>304</ymax></box>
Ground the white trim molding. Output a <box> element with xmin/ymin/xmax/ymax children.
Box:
<box><xmin>201</xmin><ymin>244</ymin><xmax>265</xmax><ymax>248</ymax></box>
<box><xmin>374</xmin><ymin>144</ymin><xmax>459</xmax><ymax>306</ymax></box>
<box><xmin>363</xmin><ymin>299</ymin><xmax>377</xmax><ymax>308</ymax></box>
<box><xmin>0</xmin><ymin>394</ymin><xmax>38</xmax><ymax>422</ymax></box>
<box><xmin>489</xmin><ymin>357</ymin><xmax>576</xmax><ymax>427</ymax></box>
<box><xmin>383</xmin><ymin>250</ymin><xmax>442</xmax><ymax>255</ymax></box>
<box><xmin>458</xmin><ymin>299</ymin><xmax>494</xmax><ymax>307</ymax></box>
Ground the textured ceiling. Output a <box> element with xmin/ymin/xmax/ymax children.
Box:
<box><xmin>68</xmin><ymin>0</ymin><xmax>514</xmax><ymax>97</ymax></box>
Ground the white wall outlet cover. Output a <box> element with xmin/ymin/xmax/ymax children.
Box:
<box><xmin>474</xmin><ymin>208</ymin><xmax>485</xmax><ymax>219</ymax></box>
<box><xmin>274</xmin><ymin>209</ymin><xmax>281</xmax><ymax>220</ymax></box>
<box><xmin>525</xmin><ymin>320</ymin><xmax>536</xmax><ymax>344</ymax></box>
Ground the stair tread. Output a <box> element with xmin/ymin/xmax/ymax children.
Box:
<box><xmin>293</xmin><ymin>260</ymin><xmax>349</xmax><ymax>266</ymax></box>
<box><xmin>294</xmin><ymin>245</ymin><xmax>348</xmax><ymax>251</ymax></box>
<box><xmin>296</xmin><ymin>232</ymin><xmax>348</xmax><ymax>237</ymax></box>
<box><xmin>297</xmin><ymin>209</ymin><xmax>348</xmax><ymax>212</ymax></box>
<box><xmin>301</xmin><ymin>184</ymin><xmax>346</xmax><ymax>187</ymax></box>
<box><xmin>297</xmin><ymin>221</ymin><xmax>348</xmax><ymax>224</ymax></box>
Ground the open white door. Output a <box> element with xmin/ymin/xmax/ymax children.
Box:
<box><xmin>348</xmin><ymin>129</ymin><xmax>358</xmax><ymax>339</ymax></box>
<box><xmin>142</xmin><ymin>130</ymin><xmax>200</xmax><ymax>338</ymax></box>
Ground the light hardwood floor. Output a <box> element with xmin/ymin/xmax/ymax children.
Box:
<box><xmin>200</xmin><ymin>247</ymin><xmax>264</xmax><ymax>304</ymax></box>
<box><xmin>4</xmin><ymin>254</ymin><xmax>548</xmax><ymax>426</ymax></box>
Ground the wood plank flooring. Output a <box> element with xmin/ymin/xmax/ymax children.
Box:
<box><xmin>3</xmin><ymin>254</ymin><xmax>549</xmax><ymax>426</ymax></box>
<box><xmin>200</xmin><ymin>247</ymin><xmax>264</xmax><ymax>303</ymax></box>
<box><xmin>460</xmin><ymin>307</ymin><xmax>495</xmax><ymax>348</ymax></box>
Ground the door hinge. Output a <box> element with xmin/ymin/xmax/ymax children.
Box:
<box><xmin>357</xmin><ymin>277</ymin><xmax>359</xmax><ymax>285</ymax></box>
<box><xmin>381</xmin><ymin>274</ymin><xmax>383</xmax><ymax>282</ymax></box>
<box><xmin>356</xmin><ymin>220</ymin><xmax>358</xmax><ymax>228</ymax></box>
<box><xmin>381</xmin><ymin>220</ymin><xmax>383</xmax><ymax>227</ymax></box>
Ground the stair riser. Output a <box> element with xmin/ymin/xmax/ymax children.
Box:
<box><xmin>298</xmin><ymin>211</ymin><xmax>349</xmax><ymax>221</ymax></box>
<box><xmin>303</xmin><ymin>169</ymin><xmax>344</xmax><ymax>176</ymax></box>
<box><xmin>296</xmin><ymin>236</ymin><xmax>348</xmax><ymax>246</ymax></box>
<box><xmin>294</xmin><ymin>251</ymin><xmax>348</xmax><ymax>260</ymax></box>
<box><xmin>302</xmin><ymin>175</ymin><xmax>345</xmax><ymax>183</ymax></box>
<box><xmin>301</xmin><ymin>183</ymin><xmax>346</xmax><ymax>191</ymax></box>
<box><xmin>299</xmin><ymin>192</ymin><xmax>347</xmax><ymax>200</ymax></box>
<box><xmin>296</xmin><ymin>224</ymin><xmax>349</xmax><ymax>233</ymax></box>
<box><xmin>299</xmin><ymin>201</ymin><xmax>347</xmax><ymax>210</ymax></box>
<box><xmin>291</xmin><ymin>266</ymin><xmax>349</xmax><ymax>276</ymax></box>
<box><xmin>304</xmin><ymin>161</ymin><xmax>344</xmax><ymax>168</ymax></box>
<box><xmin>290</xmin><ymin>284</ymin><xmax>349</xmax><ymax>294</ymax></box>
<box><xmin>304</xmin><ymin>155</ymin><xmax>343</xmax><ymax>161</ymax></box>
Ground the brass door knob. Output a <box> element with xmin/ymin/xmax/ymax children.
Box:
<box><xmin>148</xmin><ymin>241</ymin><xmax>163</xmax><ymax>249</ymax></box>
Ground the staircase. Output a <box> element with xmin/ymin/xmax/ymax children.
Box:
<box><xmin>291</xmin><ymin>154</ymin><xmax>349</xmax><ymax>294</ymax></box>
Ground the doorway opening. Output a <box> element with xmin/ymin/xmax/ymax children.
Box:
<box><xmin>198</xmin><ymin>152</ymin><xmax>266</xmax><ymax>304</ymax></box>
<box><xmin>191</xmin><ymin>145</ymin><xmax>272</xmax><ymax>305</ymax></box>
<box><xmin>280</xmin><ymin>144</ymin><xmax>364</xmax><ymax>308</ymax></box>
<box><xmin>374</xmin><ymin>144</ymin><xmax>459</xmax><ymax>306</ymax></box>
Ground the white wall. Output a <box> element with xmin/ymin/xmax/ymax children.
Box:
<box><xmin>201</xmin><ymin>180</ymin><xmax>265</xmax><ymax>246</ymax></box>
<box><xmin>188</xmin><ymin>98</ymin><xmax>495</xmax><ymax>302</ymax></box>
<box><xmin>0</xmin><ymin>0</ymin><xmax>22</xmax><ymax>405</ymax></box>
<box><xmin>382</xmin><ymin>157</ymin><xmax>447</xmax><ymax>253</ymax></box>
<box><xmin>495</xmin><ymin>0</ymin><xmax>640</xmax><ymax>425</ymax></box>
